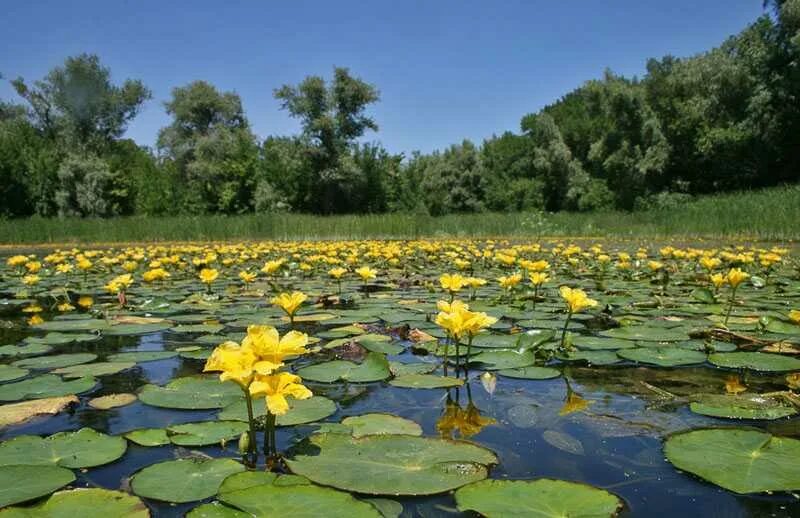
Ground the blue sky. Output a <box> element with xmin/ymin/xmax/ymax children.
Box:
<box><xmin>1</xmin><ymin>1</ymin><xmax>765</xmax><ymax>155</ymax></box>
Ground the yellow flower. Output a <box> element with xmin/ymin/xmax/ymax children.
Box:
<box><xmin>204</xmin><ymin>341</ymin><xmax>258</xmax><ymax>389</ymax></box>
<box><xmin>465</xmin><ymin>277</ymin><xmax>487</xmax><ymax>289</ymax></box>
<box><xmin>435</xmin><ymin>307</ymin><xmax>466</xmax><ymax>339</ymax></box>
<box><xmin>328</xmin><ymin>267</ymin><xmax>347</xmax><ymax>279</ymax></box>
<box><xmin>724</xmin><ymin>375</ymin><xmax>747</xmax><ymax>395</ymax></box>
<box><xmin>460</xmin><ymin>311</ymin><xmax>498</xmax><ymax>337</ymax></box>
<box><xmin>271</xmin><ymin>291</ymin><xmax>307</xmax><ymax>318</ymax></box>
<box><xmin>789</xmin><ymin>310</ymin><xmax>800</xmax><ymax>325</ymax></box>
<box><xmin>22</xmin><ymin>275</ymin><xmax>40</xmax><ymax>285</ymax></box>
<box><xmin>28</xmin><ymin>314</ymin><xmax>44</xmax><ymax>326</ymax></box>
<box><xmin>648</xmin><ymin>261</ymin><xmax>663</xmax><ymax>271</ymax></box>
<box><xmin>529</xmin><ymin>272</ymin><xmax>549</xmax><ymax>286</ymax></box>
<box><xmin>199</xmin><ymin>268</ymin><xmax>219</xmax><ymax>285</ymax></box>
<box><xmin>143</xmin><ymin>268</ymin><xmax>170</xmax><ymax>283</ymax></box>
<box><xmin>726</xmin><ymin>268</ymin><xmax>749</xmax><ymax>289</ymax></box>
<box><xmin>243</xmin><ymin>325</ymin><xmax>309</xmax><ymax>371</ymax></box>
<box><xmin>7</xmin><ymin>255</ymin><xmax>28</xmax><ymax>267</ymax></box>
<box><xmin>105</xmin><ymin>274</ymin><xmax>133</xmax><ymax>294</ymax></box>
<box><xmin>56</xmin><ymin>263</ymin><xmax>74</xmax><ymax>274</ymax></box>
<box><xmin>699</xmin><ymin>256</ymin><xmax>721</xmax><ymax>271</ymax></box>
<box><xmin>22</xmin><ymin>304</ymin><xmax>43</xmax><ymax>313</ymax></box>
<box><xmin>77</xmin><ymin>258</ymin><xmax>93</xmax><ymax>271</ymax></box>
<box><xmin>528</xmin><ymin>260</ymin><xmax>550</xmax><ymax>272</ymax></box>
<box><xmin>122</xmin><ymin>261</ymin><xmax>138</xmax><ymax>273</ymax></box>
<box><xmin>249</xmin><ymin>372</ymin><xmax>312</xmax><ymax>416</ymax></box>
<box><xmin>498</xmin><ymin>274</ymin><xmax>522</xmax><ymax>290</ymax></box>
<box><xmin>77</xmin><ymin>296</ymin><xmax>94</xmax><ymax>309</ymax></box>
<box><xmin>440</xmin><ymin>273</ymin><xmax>466</xmax><ymax>293</ymax></box>
<box><xmin>57</xmin><ymin>302</ymin><xmax>75</xmax><ymax>312</ymax></box>
<box><xmin>261</xmin><ymin>259</ymin><xmax>285</xmax><ymax>275</ymax></box>
<box><xmin>559</xmin><ymin>286</ymin><xmax>597</xmax><ymax>314</ymax></box>
<box><xmin>355</xmin><ymin>266</ymin><xmax>377</xmax><ymax>281</ymax></box>
<box><xmin>239</xmin><ymin>271</ymin><xmax>257</xmax><ymax>283</ymax></box>
<box><xmin>25</xmin><ymin>261</ymin><xmax>42</xmax><ymax>273</ymax></box>
<box><xmin>436</xmin><ymin>299</ymin><xmax>470</xmax><ymax>313</ymax></box>
<box><xmin>710</xmin><ymin>273</ymin><xmax>725</xmax><ymax>289</ymax></box>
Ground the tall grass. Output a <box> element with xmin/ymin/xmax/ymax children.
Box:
<box><xmin>0</xmin><ymin>185</ymin><xmax>797</xmax><ymax>244</ymax></box>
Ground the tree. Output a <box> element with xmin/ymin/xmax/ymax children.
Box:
<box><xmin>420</xmin><ymin>140</ymin><xmax>487</xmax><ymax>215</ymax></box>
<box><xmin>11</xmin><ymin>54</ymin><xmax>150</xmax><ymax>153</ymax></box>
<box><xmin>274</xmin><ymin>67</ymin><xmax>379</xmax><ymax>213</ymax></box>
<box><xmin>157</xmin><ymin>81</ymin><xmax>259</xmax><ymax>214</ymax></box>
<box><xmin>55</xmin><ymin>154</ymin><xmax>118</xmax><ymax>217</ymax></box>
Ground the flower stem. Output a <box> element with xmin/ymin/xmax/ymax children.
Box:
<box><xmin>724</xmin><ymin>286</ymin><xmax>738</xmax><ymax>326</ymax></box>
<box><xmin>560</xmin><ymin>311</ymin><xmax>573</xmax><ymax>350</ymax></box>
<box><xmin>244</xmin><ymin>390</ymin><xmax>257</xmax><ymax>467</ymax></box>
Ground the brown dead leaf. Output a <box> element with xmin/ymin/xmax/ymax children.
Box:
<box><xmin>408</xmin><ymin>328</ymin><xmax>436</xmax><ymax>343</ymax></box>
<box><xmin>0</xmin><ymin>395</ymin><xmax>78</xmax><ymax>428</ymax></box>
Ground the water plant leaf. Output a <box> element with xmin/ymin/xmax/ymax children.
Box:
<box><xmin>708</xmin><ymin>352</ymin><xmax>800</xmax><ymax>372</ymax></box>
<box><xmin>295</xmin><ymin>352</ymin><xmax>391</xmax><ymax>383</ymax></box>
<box><xmin>542</xmin><ymin>430</ymin><xmax>585</xmax><ymax>455</ymax></box>
<box><xmin>167</xmin><ymin>421</ymin><xmax>249</xmax><ymax>446</ymax></box>
<box><xmin>338</xmin><ymin>414</ymin><xmax>423</xmax><ymax>437</ymax></box>
<box><xmin>124</xmin><ymin>428</ymin><xmax>171</xmax><ymax>447</ymax></box>
<box><xmin>498</xmin><ymin>366</ymin><xmax>561</xmax><ymax>379</ymax></box>
<box><xmin>186</xmin><ymin>502</ymin><xmax>248</xmax><ymax>517</ymax></box>
<box><xmin>0</xmin><ymin>396</ymin><xmax>78</xmax><ymax>428</ymax></box>
<box><xmin>388</xmin><ymin>374</ymin><xmax>463</xmax><ymax>389</ymax></box>
<box><xmin>139</xmin><ymin>376</ymin><xmax>242</xmax><ymax>409</ymax></box>
<box><xmin>600</xmin><ymin>326</ymin><xmax>688</xmax><ymax>342</ymax></box>
<box><xmin>131</xmin><ymin>458</ymin><xmax>245</xmax><ymax>503</ymax></box>
<box><xmin>388</xmin><ymin>362</ymin><xmax>437</xmax><ymax>376</ymax></box>
<box><xmin>107</xmin><ymin>351</ymin><xmax>178</xmax><ymax>363</ymax></box>
<box><xmin>571</xmin><ymin>336</ymin><xmax>637</xmax><ymax>350</ymax></box>
<box><xmin>454</xmin><ymin>479</ymin><xmax>623</xmax><ymax>517</ymax></box>
<box><xmin>103</xmin><ymin>322</ymin><xmax>173</xmax><ymax>336</ymax></box>
<box><xmin>664</xmin><ymin>428</ymin><xmax>800</xmax><ymax>494</ymax></box>
<box><xmin>0</xmin><ymin>465</ymin><xmax>75</xmax><ymax>508</ymax></box>
<box><xmin>218</xmin><ymin>472</ymin><xmax>310</xmax><ymax>494</ymax></box>
<box><xmin>219</xmin><ymin>484</ymin><xmax>382</xmax><ymax>518</ymax></box>
<box><xmin>0</xmin><ymin>365</ymin><xmax>28</xmax><ymax>383</ymax></box>
<box><xmin>53</xmin><ymin>361</ymin><xmax>135</xmax><ymax>378</ymax></box>
<box><xmin>617</xmin><ymin>347</ymin><xmax>707</xmax><ymax>367</ymax></box>
<box><xmin>689</xmin><ymin>393</ymin><xmax>798</xmax><ymax>420</ymax></box>
<box><xmin>286</xmin><ymin>433</ymin><xmax>497</xmax><ymax>495</ymax></box>
<box><xmin>88</xmin><ymin>393</ymin><xmax>137</xmax><ymax>410</ymax></box>
<box><xmin>0</xmin><ymin>427</ymin><xmax>127</xmax><ymax>468</ymax></box>
<box><xmin>218</xmin><ymin>395</ymin><xmax>337</xmax><ymax>426</ymax></box>
<box><xmin>0</xmin><ymin>375</ymin><xmax>96</xmax><ymax>402</ymax></box>
<box><xmin>0</xmin><ymin>488</ymin><xmax>149</xmax><ymax>517</ymax></box>
<box><xmin>12</xmin><ymin>353</ymin><xmax>97</xmax><ymax>370</ymax></box>
<box><xmin>469</xmin><ymin>349</ymin><xmax>537</xmax><ymax>370</ymax></box>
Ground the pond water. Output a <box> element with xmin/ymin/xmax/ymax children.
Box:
<box><xmin>0</xmin><ymin>241</ymin><xmax>798</xmax><ymax>517</ymax></box>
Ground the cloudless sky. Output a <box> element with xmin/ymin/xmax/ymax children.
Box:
<box><xmin>1</xmin><ymin>1</ymin><xmax>765</xmax><ymax>155</ymax></box>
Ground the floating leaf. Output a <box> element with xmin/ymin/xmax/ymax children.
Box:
<box><xmin>296</xmin><ymin>352</ymin><xmax>391</xmax><ymax>383</ymax></box>
<box><xmin>218</xmin><ymin>472</ymin><xmax>310</xmax><ymax>494</ymax></box>
<box><xmin>54</xmin><ymin>361</ymin><xmax>135</xmax><ymax>378</ymax></box>
<box><xmin>218</xmin><ymin>395</ymin><xmax>337</xmax><ymax>426</ymax></box>
<box><xmin>0</xmin><ymin>396</ymin><xmax>78</xmax><ymax>428</ymax></box>
<box><xmin>0</xmin><ymin>427</ymin><xmax>127</xmax><ymax>468</ymax></box>
<box><xmin>600</xmin><ymin>326</ymin><xmax>688</xmax><ymax>342</ymax></box>
<box><xmin>124</xmin><ymin>428</ymin><xmax>171</xmax><ymax>447</ymax></box>
<box><xmin>88</xmin><ymin>393</ymin><xmax>137</xmax><ymax>410</ymax></box>
<box><xmin>708</xmin><ymin>352</ymin><xmax>800</xmax><ymax>372</ymax></box>
<box><xmin>139</xmin><ymin>376</ymin><xmax>242</xmax><ymax>409</ymax></box>
<box><xmin>542</xmin><ymin>430</ymin><xmax>585</xmax><ymax>455</ymax></box>
<box><xmin>132</xmin><ymin>458</ymin><xmax>245</xmax><ymax>503</ymax></box>
<box><xmin>107</xmin><ymin>351</ymin><xmax>178</xmax><ymax>363</ymax></box>
<box><xmin>0</xmin><ymin>488</ymin><xmax>149</xmax><ymax>517</ymax></box>
<box><xmin>469</xmin><ymin>349</ymin><xmax>536</xmax><ymax>370</ymax></box>
<box><xmin>664</xmin><ymin>429</ymin><xmax>800</xmax><ymax>494</ymax></box>
<box><xmin>498</xmin><ymin>366</ymin><xmax>561</xmax><ymax>380</ymax></box>
<box><xmin>219</xmin><ymin>484</ymin><xmax>381</xmax><ymax>518</ymax></box>
<box><xmin>12</xmin><ymin>353</ymin><xmax>97</xmax><ymax>370</ymax></box>
<box><xmin>286</xmin><ymin>433</ymin><xmax>497</xmax><ymax>495</ymax></box>
<box><xmin>617</xmin><ymin>347</ymin><xmax>707</xmax><ymax>367</ymax></box>
<box><xmin>338</xmin><ymin>414</ymin><xmax>423</xmax><ymax>437</ymax></box>
<box><xmin>104</xmin><ymin>322</ymin><xmax>173</xmax><ymax>336</ymax></box>
<box><xmin>0</xmin><ymin>465</ymin><xmax>75</xmax><ymax>508</ymax></box>
<box><xmin>0</xmin><ymin>375</ymin><xmax>96</xmax><ymax>402</ymax></box>
<box><xmin>455</xmin><ymin>479</ymin><xmax>622</xmax><ymax>517</ymax></box>
<box><xmin>167</xmin><ymin>421</ymin><xmax>249</xmax><ymax>446</ymax></box>
<box><xmin>0</xmin><ymin>365</ymin><xmax>28</xmax><ymax>383</ymax></box>
<box><xmin>389</xmin><ymin>374</ymin><xmax>463</xmax><ymax>389</ymax></box>
<box><xmin>387</xmin><ymin>362</ymin><xmax>436</xmax><ymax>376</ymax></box>
<box><xmin>689</xmin><ymin>393</ymin><xmax>798</xmax><ymax>420</ymax></box>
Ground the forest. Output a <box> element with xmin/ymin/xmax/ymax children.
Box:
<box><xmin>0</xmin><ymin>1</ymin><xmax>798</xmax><ymax>218</ymax></box>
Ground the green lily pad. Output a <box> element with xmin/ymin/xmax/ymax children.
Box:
<box><xmin>186</xmin><ymin>502</ymin><xmax>248</xmax><ymax>517</ymax></box>
<box><xmin>218</xmin><ymin>395</ymin><xmax>337</xmax><ymax>426</ymax></box>
<box><xmin>53</xmin><ymin>361</ymin><xmax>135</xmax><ymax>378</ymax></box>
<box><xmin>469</xmin><ymin>349</ymin><xmax>536</xmax><ymax>370</ymax></box>
<box><xmin>131</xmin><ymin>458</ymin><xmax>245</xmax><ymax>503</ymax></box>
<box><xmin>388</xmin><ymin>362</ymin><xmax>437</xmax><ymax>376</ymax></box>
<box><xmin>220</xmin><ymin>484</ymin><xmax>382</xmax><ymax>518</ymax></box>
<box><xmin>104</xmin><ymin>322</ymin><xmax>173</xmax><ymax>336</ymax></box>
<box><xmin>617</xmin><ymin>347</ymin><xmax>707</xmax><ymax>367</ymax></box>
<box><xmin>600</xmin><ymin>326</ymin><xmax>688</xmax><ymax>342</ymax></box>
<box><xmin>557</xmin><ymin>350</ymin><xmax>621</xmax><ymax>365</ymax></box>
<box><xmin>0</xmin><ymin>488</ymin><xmax>149</xmax><ymax>517</ymax></box>
<box><xmin>0</xmin><ymin>465</ymin><xmax>75</xmax><ymax>508</ymax></box>
<box><xmin>124</xmin><ymin>428</ymin><xmax>171</xmax><ymax>447</ymax></box>
<box><xmin>338</xmin><ymin>414</ymin><xmax>423</xmax><ymax>437</ymax></box>
<box><xmin>0</xmin><ymin>427</ymin><xmax>127</xmax><ymax>468</ymax></box>
<box><xmin>572</xmin><ymin>336</ymin><xmax>637</xmax><ymax>350</ymax></box>
<box><xmin>107</xmin><ymin>351</ymin><xmax>178</xmax><ymax>363</ymax></box>
<box><xmin>498</xmin><ymin>366</ymin><xmax>561</xmax><ymax>380</ymax></box>
<box><xmin>218</xmin><ymin>472</ymin><xmax>310</xmax><ymax>494</ymax></box>
<box><xmin>689</xmin><ymin>393</ymin><xmax>798</xmax><ymax>420</ymax></box>
<box><xmin>0</xmin><ymin>365</ymin><xmax>29</xmax><ymax>383</ymax></box>
<box><xmin>708</xmin><ymin>352</ymin><xmax>800</xmax><ymax>372</ymax></box>
<box><xmin>664</xmin><ymin>428</ymin><xmax>800</xmax><ymax>494</ymax></box>
<box><xmin>0</xmin><ymin>343</ymin><xmax>52</xmax><ymax>358</ymax></box>
<box><xmin>389</xmin><ymin>374</ymin><xmax>463</xmax><ymax>389</ymax></box>
<box><xmin>26</xmin><ymin>333</ymin><xmax>99</xmax><ymax>345</ymax></box>
<box><xmin>296</xmin><ymin>352</ymin><xmax>391</xmax><ymax>383</ymax></box>
<box><xmin>455</xmin><ymin>479</ymin><xmax>623</xmax><ymax>517</ymax></box>
<box><xmin>286</xmin><ymin>433</ymin><xmax>497</xmax><ymax>495</ymax></box>
<box><xmin>0</xmin><ymin>375</ymin><xmax>96</xmax><ymax>402</ymax></box>
<box><xmin>12</xmin><ymin>353</ymin><xmax>97</xmax><ymax>370</ymax></box>
<box><xmin>33</xmin><ymin>319</ymin><xmax>111</xmax><ymax>332</ymax></box>
<box><xmin>171</xmin><ymin>323</ymin><xmax>225</xmax><ymax>334</ymax></box>
<box><xmin>167</xmin><ymin>421</ymin><xmax>249</xmax><ymax>446</ymax></box>
<box><xmin>139</xmin><ymin>376</ymin><xmax>242</xmax><ymax>410</ymax></box>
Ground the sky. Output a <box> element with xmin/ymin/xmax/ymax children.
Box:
<box><xmin>1</xmin><ymin>0</ymin><xmax>765</xmax><ymax>155</ymax></box>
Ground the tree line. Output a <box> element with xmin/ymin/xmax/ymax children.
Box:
<box><xmin>1</xmin><ymin>1</ymin><xmax>797</xmax><ymax>218</ymax></box>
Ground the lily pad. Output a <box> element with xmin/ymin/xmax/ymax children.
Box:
<box><xmin>0</xmin><ymin>365</ymin><xmax>29</xmax><ymax>383</ymax></box>
<box><xmin>220</xmin><ymin>484</ymin><xmax>382</xmax><ymax>518</ymax></box>
<box><xmin>689</xmin><ymin>393</ymin><xmax>798</xmax><ymax>420</ymax></box>
<box><xmin>33</xmin><ymin>319</ymin><xmax>111</xmax><ymax>332</ymax></box>
<box><xmin>454</xmin><ymin>479</ymin><xmax>623</xmax><ymax>517</ymax></box>
<box><xmin>557</xmin><ymin>350</ymin><xmax>621</xmax><ymax>365</ymax></box>
<box><xmin>0</xmin><ymin>427</ymin><xmax>127</xmax><ymax>468</ymax></box>
<box><xmin>664</xmin><ymin>428</ymin><xmax>800</xmax><ymax>494</ymax></box>
<box><xmin>498</xmin><ymin>366</ymin><xmax>561</xmax><ymax>380</ymax></box>
<box><xmin>218</xmin><ymin>395</ymin><xmax>337</xmax><ymax>426</ymax></box>
<box><xmin>339</xmin><ymin>414</ymin><xmax>423</xmax><ymax>437</ymax></box>
<box><xmin>88</xmin><ymin>393</ymin><xmax>137</xmax><ymax>410</ymax></box>
<box><xmin>0</xmin><ymin>488</ymin><xmax>149</xmax><ymax>517</ymax></box>
<box><xmin>0</xmin><ymin>465</ymin><xmax>75</xmax><ymax>508</ymax></box>
<box><xmin>389</xmin><ymin>374</ymin><xmax>463</xmax><ymax>389</ymax></box>
<box><xmin>572</xmin><ymin>336</ymin><xmax>637</xmax><ymax>350</ymax></box>
<box><xmin>0</xmin><ymin>396</ymin><xmax>78</xmax><ymax>428</ymax></box>
<box><xmin>296</xmin><ymin>352</ymin><xmax>391</xmax><ymax>383</ymax></box>
<box><xmin>469</xmin><ymin>349</ymin><xmax>536</xmax><ymax>370</ymax></box>
<box><xmin>218</xmin><ymin>472</ymin><xmax>310</xmax><ymax>494</ymax></box>
<box><xmin>124</xmin><ymin>428</ymin><xmax>171</xmax><ymax>447</ymax></box>
<box><xmin>139</xmin><ymin>376</ymin><xmax>242</xmax><ymax>410</ymax></box>
<box><xmin>12</xmin><ymin>353</ymin><xmax>97</xmax><ymax>370</ymax></box>
<box><xmin>167</xmin><ymin>421</ymin><xmax>249</xmax><ymax>446</ymax></box>
<box><xmin>708</xmin><ymin>352</ymin><xmax>800</xmax><ymax>372</ymax></box>
<box><xmin>107</xmin><ymin>351</ymin><xmax>177</xmax><ymax>363</ymax></box>
<box><xmin>388</xmin><ymin>362</ymin><xmax>437</xmax><ymax>376</ymax></box>
<box><xmin>0</xmin><ymin>343</ymin><xmax>52</xmax><ymax>358</ymax></box>
<box><xmin>0</xmin><ymin>375</ymin><xmax>96</xmax><ymax>402</ymax></box>
<box><xmin>286</xmin><ymin>433</ymin><xmax>497</xmax><ymax>495</ymax></box>
<box><xmin>104</xmin><ymin>322</ymin><xmax>173</xmax><ymax>336</ymax></box>
<box><xmin>53</xmin><ymin>361</ymin><xmax>135</xmax><ymax>378</ymax></box>
<box><xmin>617</xmin><ymin>347</ymin><xmax>707</xmax><ymax>367</ymax></box>
<box><xmin>600</xmin><ymin>326</ymin><xmax>688</xmax><ymax>342</ymax></box>
<box><xmin>131</xmin><ymin>458</ymin><xmax>245</xmax><ymax>503</ymax></box>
